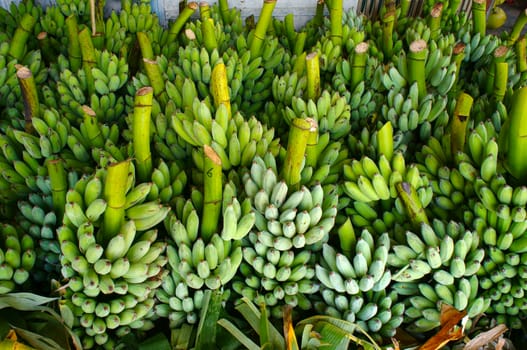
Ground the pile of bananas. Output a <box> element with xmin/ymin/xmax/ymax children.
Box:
<box><xmin>3</xmin><ymin>0</ymin><xmax>527</xmax><ymax>347</ymax></box>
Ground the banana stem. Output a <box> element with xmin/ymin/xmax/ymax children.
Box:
<box><xmin>82</xmin><ymin>105</ymin><xmax>104</xmax><ymax>148</ymax></box>
<box><xmin>516</xmin><ymin>37</ymin><xmax>527</xmax><ymax>72</ymax></box>
<box><xmin>293</xmin><ymin>52</ymin><xmax>307</xmax><ymax>76</ymax></box>
<box><xmin>133</xmin><ymin>87</ymin><xmax>154</xmax><ymax>183</ymax></box>
<box><xmin>143</xmin><ymin>58</ymin><xmax>167</xmax><ymax>106</ymax></box>
<box><xmin>306</xmin><ymin>52</ymin><xmax>320</xmax><ymax>101</ymax></box>
<box><xmin>448</xmin><ymin>0</ymin><xmax>462</xmax><ymax>15</ymax></box>
<box><xmin>90</xmin><ymin>0</ymin><xmax>97</xmax><ymax>37</ymax></box>
<box><xmin>65</xmin><ymin>16</ymin><xmax>82</xmax><ymax>72</ymax></box>
<box><xmin>396</xmin><ymin>181</ymin><xmax>429</xmax><ymax>227</ymax></box>
<box><xmin>428</xmin><ymin>2</ymin><xmax>443</xmax><ymax>42</ymax></box>
<box><xmin>211</xmin><ymin>62</ymin><xmax>231</xmax><ymax>119</ymax></box>
<box><xmin>377</xmin><ymin>121</ymin><xmax>394</xmax><ymax>161</ymax></box>
<box><xmin>282</xmin><ymin>118</ymin><xmax>316</xmax><ymax>191</ymax></box>
<box><xmin>137</xmin><ymin>32</ymin><xmax>154</xmax><ymax>60</ymax></box>
<box><xmin>313</xmin><ymin>0</ymin><xmax>325</xmax><ymax>27</ymax></box>
<box><xmin>16</xmin><ymin>66</ymin><xmax>39</xmax><ymax>133</ymax></box>
<box><xmin>8</xmin><ymin>13</ymin><xmax>36</xmax><ymax>61</ymax></box>
<box><xmin>219</xmin><ymin>0</ymin><xmax>230</xmax><ymax>23</ymax></box>
<box><xmin>493</xmin><ymin>62</ymin><xmax>508</xmax><ymax>103</ymax></box>
<box><xmin>103</xmin><ymin>160</ymin><xmax>131</xmax><ymax>241</ymax></box>
<box><xmin>381</xmin><ymin>10</ymin><xmax>395</xmax><ymax>59</ymax></box>
<box><xmin>452</xmin><ymin>42</ymin><xmax>466</xmax><ymax>86</ymax></box>
<box><xmin>90</xmin><ymin>0</ymin><xmax>104</xmax><ymax>49</ymax></box>
<box><xmin>168</xmin><ymin>2</ymin><xmax>198</xmax><ymax>44</ymax></box>
<box><xmin>399</xmin><ymin>0</ymin><xmax>411</xmax><ymax>18</ymax></box>
<box><xmin>200</xmin><ymin>1</ymin><xmax>211</xmax><ymax>20</ymax></box>
<box><xmin>294</xmin><ymin>31</ymin><xmax>307</xmax><ymax>56</ymax></box>
<box><xmin>351</xmin><ymin>42</ymin><xmax>368</xmax><ymax>92</ymax></box>
<box><xmin>250</xmin><ymin>0</ymin><xmax>277</xmax><ymax>58</ymax></box>
<box><xmin>450</xmin><ymin>92</ymin><xmax>473</xmax><ymax>158</ymax></box>
<box><xmin>485</xmin><ymin>45</ymin><xmax>508</xmax><ymax>95</ymax></box>
<box><xmin>471</xmin><ymin>0</ymin><xmax>486</xmax><ymax>37</ymax></box>
<box><xmin>505</xmin><ymin>87</ymin><xmax>527</xmax><ymax>181</ymax></box>
<box><xmin>338</xmin><ymin>218</ymin><xmax>356</xmax><ymax>258</ymax></box>
<box><xmin>305</xmin><ymin>120</ymin><xmax>319</xmax><ymax>168</ymax></box>
<box><xmin>284</xmin><ymin>13</ymin><xmax>297</xmax><ymax>50</ymax></box>
<box><xmin>37</xmin><ymin>32</ymin><xmax>57</xmax><ymax>66</ymax></box>
<box><xmin>202</xmin><ymin>18</ymin><xmax>218</xmax><ymax>53</ymax></box>
<box><xmin>201</xmin><ymin>145</ymin><xmax>222</xmax><ymax>243</ymax></box>
<box><xmin>328</xmin><ymin>0</ymin><xmax>343</xmax><ymax>46</ymax></box>
<box><xmin>509</xmin><ymin>9</ymin><xmax>527</xmax><ymax>45</ymax></box>
<box><xmin>407</xmin><ymin>39</ymin><xmax>428</xmax><ymax>100</ymax></box>
<box><xmin>46</xmin><ymin>158</ymin><xmax>67</xmax><ymax>223</ymax></box>
<box><xmin>78</xmin><ymin>27</ymin><xmax>96</xmax><ymax>98</ymax></box>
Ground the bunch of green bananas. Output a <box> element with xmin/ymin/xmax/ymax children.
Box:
<box><xmin>315</xmin><ymin>229</ymin><xmax>403</xmax><ymax>340</ymax></box>
<box><xmin>0</xmin><ymin>223</ymin><xmax>36</xmax><ymax>294</ymax></box>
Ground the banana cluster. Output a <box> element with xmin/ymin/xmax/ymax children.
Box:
<box><xmin>389</xmin><ymin>220</ymin><xmax>488</xmax><ymax>332</ymax></box>
<box><xmin>58</xmin><ymin>164</ymin><xmax>169</xmax><ymax>348</ymax></box>
<box><xmin>234</xmin><ymin>154</ymin><xmax>338</xmax><ymax>318</ymax></box>
<box><xmin>0</xmin><ymin>223</ymin><xmax>36</xmax><ymax>294</ymax></box>
<box><xmin>315</xmin><ymin>229</ymin><xmax>403</xmax><ymax>339</ymax></box>
<box><xmin>118</xmin><ymin>0</ymin><xmax>157</xmax><ymax>35</ymax></box>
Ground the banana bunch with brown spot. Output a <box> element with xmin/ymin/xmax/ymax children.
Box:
<box><xmin>233</xmin><ymin>153</ymin><xmax>338</xmax><ymax>318</ymax></box>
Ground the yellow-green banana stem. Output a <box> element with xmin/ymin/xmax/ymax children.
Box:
<box><xmin>305</xmin><ymin>120</ymin><xmax>319</xmax><ymax>168</ymax></box>
<box><xmin>65</xmin><ymin>15</ymin><xmax>82</xmax><ymax>72</ymax></box>
<box><xmin>428</xmin><ymin>2</ymin><xmax>443</xmax><ymax>41</ymax></box>
<box><xmin>313</xmin><ymin>0</ymin><xmax>325</xmax><ymax>27</ymax></box>
<box><xmin>381</xmin><ymin>10</ymin><xmax>395</xmax><ymax>59</ymax></box>
<box><xmin>396</xmin><ymin>181</ymin><xmax>429</xmax><ymax>227</ymax></box>
<box><xmin>82</xmin><ymin>105</ymin><xmax>104</xmax><ymax>148</ymax></box>
<box><xmin>200</xmin><ymin>1</ymin><xmax>211</xmax><ymax>20</ymax></box>
<box><xmin>16</xmin><ymin>66</ymin><xmax>39</xmax><ymax>133</ymax></box>
<box><xmin>201</xmin><ymin>145</ymin><xmax>222</xmax><ymax>243</ymax></box>
<box><xmin>8</xmin><ymin>13</ymin><xmax>36</xmax><ymax>61</ymax></box>
<box><xmin>78</xmin><ymin>27</ymin><xmax>96</xmax><ymax>98</ymax></box>
<box><xmin>471</xmin><ymin>0</ymin><xmax>486</xmax><ymax>37</ymax></box>
<box><xmin>133</xmin><ymin>87</ymin><xmax>154</xmax><ymax>183</ymax></box>
<box><xmin>377</xmin><ymin>121</ymin><xmax>394</xmax><ymax>162</ymax></box>
<box><xmin>168</xmin><ymin>2</ymin><xmax>198</xmax><ymax>43</ymax></box>
<box><xmin>351</xmin><ymin>42</ymin><xmax>368</xmax><ymax>92</ymax></box>
<box><xmin>137</xmin><ymin>32</ymin><xmax>154</xmax><ymax>61</ymax></box>
<box><xmin>452</xmin><ymin>42</ymin><xmax>466</xmax><ymax>86</ymax></box>
<box><xmin>293</xmin><ymin>52</ymin><xmax>307</xmax><ymax>76</ymax></box>
<box><xmin>486</xmin><ymin>45</ymin><xmax>508</xmax><ymax>95</ymax></box>
<box><xmin>328</xmin><ymin>0</ymin><xmax>343</xmax><ymax>46</ymax></box>
<box><xmin>282</xmin><ymin>118</ymin><xmax>316</xmax><ymax>191</ymax></box>
<box><xmin>46</xmin><ymin>158</ymin><xmax>67</xmax><ymax>223</ymax></box>
<box><xmin>448</xmin><ymin>0</ymin><xmax>462</xmax><ymax>15</ymax></box>
<box><xmin>408</xmin><ymin>40</ymin><xmax>428</xmax><ymax>100</ymax></box>
<box><xmin>143</xmin><ymin>58</ymin><xmax>167</xmax><ymax>107</ymax></box>
<box><xmin>285</xmin><ymin>13</ymin><xmax>297</xmax><ymax>50</ymax></box>
<box><xmin>89</xmin><ymin>0</ymin><xmax>104</xmax><ymax>49</ymax></box>
<box><xmin>516</xmin><ymin>37</ymin><xmax>527</xmax><ymax>72</ymax></box>
<box><xmin>399</xmin><ymin>0</ymin><xmax>411</xmax><ymax>18</ymax></box>
<box><xmin>450</xmin><ymin>92</ymin><xmax>473</xmax><ymax>158</ymax></box>
<box><xmin>505</xmin><ymin>87</ymin><xmax>527</xmax><ymax>181</ymax></box>
<box><xmin>493</xmin><ymin>62</ymin><xmax>508</xmax><ymax>103</ymax></box>
<box><xmin>338</xmin><ymin>217</ymin><xmax>356</xmax><ymax>257</ymax></box>
<box><xmin>219</xmin><ymin>0</ymin><xmax>230</xmax><ymax>24</ymax></box>
<box><xmin>103</xmin><ymin>160</ymin><xmax>131</xmax><ymax>241</ymax></box>
<box><xmin>509</xmin><ymin>9</ymin><xmax>527</xmax><ymax>45</ymax></box>
<box><xmin>250</xmin><ymin>0</ymin><xmax>277</xmax><ymax>58</ymax></box>
<box><xmin>37</xmin><ymin>32</ymin><xmax>57</xmax><ymax>66</ymax></box>
<box><xmin>306</xmin><ymin>52</ymin><xmax>320</xmax><ymax>101</ymax></box>
<box><xmin>202</xmin><ymin>18</ymin><xmax>218</xmax><ymax>53</ymax></box>
<box><xmin>294</xmin><ymin>32</ymin><xmax>307</xmax><ymax>56</ymax></box>
<box><xmin>211</xmin><ymin>62</ymin><xmax>231</xmax><ymax>119</ymax></box>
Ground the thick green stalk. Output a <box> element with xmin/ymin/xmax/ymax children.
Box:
<box><xmin>168</xmin><ymin>2</ymin><xmax>198</xmax><ymax>44</ymax></box>
<box><xmin>65</xmin><ymin>15</ymin><xmax>82</xmax><ymax>72</ymax></box>
<box><xmin>201</xmin><ymin>145</ymin><xmax>222</xmax><ymax>242</ymax></box>
<box><xmin>293</xmin><ymin>52</ymin><xmax>307</xmax><ymax>76</ymax></box>
<box><xmin>250</xmin><ymin>0</ymin><xmax>277</xmax><ymax>58</ymax></box>
<box><xmin>8</xmin><ymin>13</ymin><xmax>36</xmax><ymax>61</ymax></box>
<box><xmin>399</xmin><ymin>0</ymin><xmax>411</xmax><ymax>18</ymax></box>
<box><xmin>82</xmin><ymin>106</ymin><xmax>104</xmax><ymax>148</ymax></box>
<box><xmin>282</xmin><ymin>118</ymin><xmax>315</xmax><ymax>191</ymax></box>
<box><xmin>396</xmin><ymin>182</ymin><xmax>429</xmax><ymax>227</ymax></box>
<box><xmin>381</xmin><ymin>10</ymin><xmax>395</xmax><ymax>59</ymax></box>
<box><xmin>201</xmin><ymin>18</ymin><xmax>218</xmax><ymax>53</ymax></box>
<box><xmin>306</xmin><ymin>52</ymin><xmax>320</xmax><ymax>101</ymax></box>
<box><xmin>16</xmin><ymin>66</ymin><xmax>39</xmax><ymax>133</ymax></box>
<box><xmin>351</xmin><ymin>42</ymin><xmax>368</xmax><ymax>91</ymax></box>
<box><xmin>133</xmin><ymin>87</ymin><xmax>154</xmax><ymax>183</ymax></box>
<box><xmin>471</xmin><ymin>0</ymin><xmax>486</xmax><ymax>37</ymax></box>
<box><xmin>327</xmin><ymin>0</ymin><xmax>343</xmax><ymax>46</ymax></box>
<box><xmin>78</xmin><ymin>27</ymin><xmax>96</xmax><ymax>98</ymax></box>
<box><xmin>294</xmin><ymin>32</ymin><xmax>307</xmax><ymax>56</ymax></box>
<box><xmin>211</xmin><ymin>62</ymin><xmax>231</xmax><ymax>119</ymax></box>
<box><xmin>305</xmin><ymin>121</ymin><xmax>319</xmax><ymax>168</ymax></box>
<box><xmin>37</xmin><ymin>32</ymin><xmax>57</xmax><ymax>66</ymax></box>
<box><xmin>90</xmin><ymin>0</ymin><xmax>104</xmax><ymax>49</ymax></box>
<box><xmin>407</xmin><ymin>39</ymin><xmax>428</xmax><ymax>100</ymax></box>
<box><xmin>516</xmin><ymin>36</ymin><xmax>527</xmax><ymax>72</ymax></box>
<box><xmin>284</xmin><ymin>13</ymin><xmax>296</xmax><ymax>50</ymax></box>
<box><xmin>47</xmin><ymin>158</ymin><xmax>67</xmax><ymax>222</ymax></box>
<box><xmin>485</xmin><ymin>46</ymin><xmax>508</xmax><ymax>95</ymax></box>
<box><xmin>103</xmin><ymin>160</ymin><xmax>131</xmax><ymax>241</ymax></box>
<box><xmin>450</xmin><ymin>92</ymin><xmax>473</xmax><ymax>157</ymax></box>
<box><xmin>219</xmin><ymin>0</ymin><xmax>230</xmax><ymax>24</ymax></box>
<box><xmin>427</xmin><ymin>2</ymin><xmax>443</xmax><ymax>42</ymax></box>
<box><xmin>505</xmin><ymin>87</ymin><xmax>527</xmax><ymax>181</ymax></box>
<box><xmin>338</xmin><ymin>218</ymin><xmax>356</xmax><ymax>257</ymax></box>
<box><xmin>509</xmin><ymin>9</ymin><xmax>527</xmax><ymax>45</ymax></box>
<box><xmin>377</xmin><ymin>121</ymin><xmax>393</xmax><ymax>162</ymax></box>
<box><xmin>200</xmin><ymin>1</ymin><xmax>211</xmax><ymax>20</ymax></box>
<box><xmin>493</xmin><ymin>62</ymin><xmax>508</xmax><ymax>103</ymax></box>
<box><xmin>143</xmin><ymin>58</ymin><xmax>167</xmax><ymax>106</ymax></box>
<box><xmin>313</xmin><ymin>0</ymin><xmax>325</xmax><ymax>27</ymax></box>
<box><xmin>137</xmin><ymin>32</ymin><xmax>154</xmax><ymax>60</ymax></box>
<box><xmin>448</xmin><ymin>0</ymin><xmax>462</xmax><ymax>15</ymax></box>
<box><xmin>452</xmin><ymin>42</ymin><xmax>466</xmax><ymax>85</ymax></box>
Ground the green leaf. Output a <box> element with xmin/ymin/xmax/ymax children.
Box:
<box><xmin>171</xmin><ymin>324</ymin><xmax>195</xmax><ymax>350</ymax></box>
<box><xmin>217</xmin><ymin>318</ymin><xmax>260</xmax><ymax>350</ymax></box>
<box><xmin>195</xmin><ymin>290</ymin><xmax>223</xmax><ymax>350</ymax></box>
<box><xmin>58</xmin><ymin>301</ymin><xmax>75</xmax><ymax>330</ymax></box>
<box><xmin>0</xmin><ymin>293</ymin><xmax>57</xmax><ymax>311</ymax></box>
<box><xmin>11</xmin><ymin>326</ymin><xmax>64</xmax><ymax>350</ymax></box>
<box><xmin>139</xmin><ymin>333</ymin><xmax>171</xmax><ymax>350</ymax></box>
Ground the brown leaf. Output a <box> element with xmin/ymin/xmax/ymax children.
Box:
<box><xmin>391</xmin><ymin>337</ymin><xmax>400</xmax><ymax>350</ymax></box>
<box><xmin>419</xmin><ymin>304</ymin><xmax>467</xmax><ymax>350</ymax></box>
<box><xmin>463</xmin><ymin>324</ymin><xmax>508</xmax><ymax>350</ymax></box>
